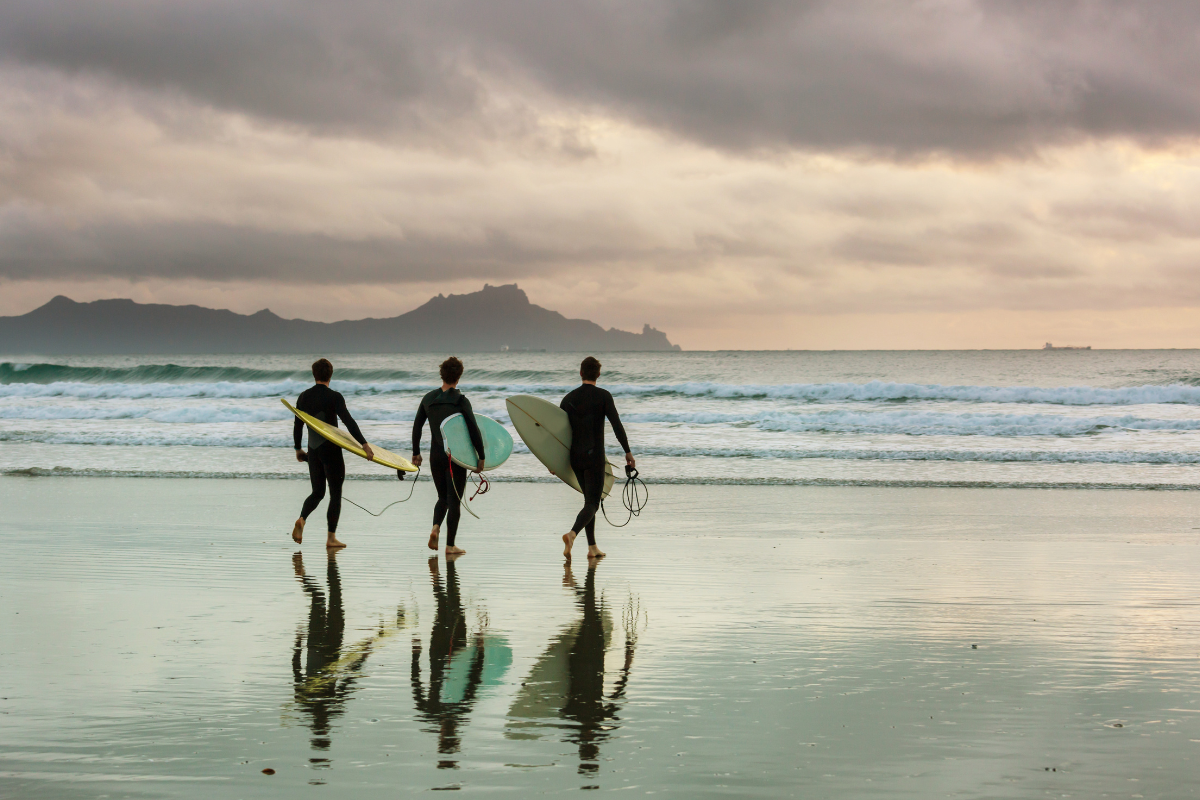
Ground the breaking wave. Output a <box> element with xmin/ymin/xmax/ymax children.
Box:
<box><xmin>7</xmin><ymin>373</ymin><xmax>1200</xmax><ymax>406</ymax></box>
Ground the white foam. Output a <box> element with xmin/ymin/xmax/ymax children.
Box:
<box><xmin>0</xmin><ymin>404</ymin><xmax>418</xmax><ymax>424</ymax></box>
<box><xmin>623</xmin><ymin>409</ymin><xmax>1200</xmax><ymax>436</ymax></box>
<box><xmin>604</xmin><ymin>381</ymin><xmax>1200</xmax><ymax>406</ymax></box>
<box><xmin>6</xmin><ymin>377</ymin><xmax>1200</xmax><ymax>406</ymax></box>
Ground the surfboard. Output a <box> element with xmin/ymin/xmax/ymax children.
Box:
<box><xmin>281</xmin><ymin>398</ymin><xmax>417</xmax><ymax>472</ymax></box>
<box><xmin>439</xmin><ymin>412</ymin><xmax>514</xmax><ymax>472</ymax></box>
<box><xmin>505</xmin><ymin>394</ymin><xmax>614</xmax><ymax>498</ymax></box>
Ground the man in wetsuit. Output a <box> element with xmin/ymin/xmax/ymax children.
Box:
<box><xmin>292</xmin><ymin>358</ymin><xmax>374</xmax><ymax>549</ymax></box>
<box><xmin>411</xmin><ymin>357</ymin><xmax>486</xmax><ymax>556</ymax></box>
<box><xmin>560</xmin><ymin>356</ymin><xmax>635</xmax><ymax>560</ymax></box>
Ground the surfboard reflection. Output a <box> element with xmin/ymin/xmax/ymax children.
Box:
<box><xmin>506</xmin><ymin>564</ymin><xmax>641</xmax><ymax>777</ymax></box>
<box><xmin>289</xmin><ymin>551</ymin><xmax>407</xmax><ymax>779</ymax></box>
<box><xmin>411</xmin><ymin>558</ymin><xmax>511</xmax><ymax>770</ymax></box>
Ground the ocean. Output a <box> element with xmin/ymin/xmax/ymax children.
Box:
<box><xmin>5</xmin><ymin>350</ymin><xmax>1200</xmax><ymax>797</ymax></box>
<box><xmin>4</xmin><ymin>349</ymin><xmax>1200</xmax><ymax>489</ymax></box>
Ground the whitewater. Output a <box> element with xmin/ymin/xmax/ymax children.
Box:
<box><xmin>4</xmin><ymin>349</ymin><xmax>1200</xmax><ymax>488</ymax></box>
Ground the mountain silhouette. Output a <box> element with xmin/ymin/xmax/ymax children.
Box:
<box><xmin>0</xmin><ymin>284</ymin><xmax>680</xmax><ymax>354</ymax></box>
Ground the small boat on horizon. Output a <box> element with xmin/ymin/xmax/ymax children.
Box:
<box><xmin>1043</xmin><ymin>342</ymin><xmax>1091</xmax><ymax>350</ymax></box>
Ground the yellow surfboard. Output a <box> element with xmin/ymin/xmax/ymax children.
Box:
<box><xmin>282</xmin><ymin>399</ymin><xmax>417</xmax><ymax>472</ymax></box>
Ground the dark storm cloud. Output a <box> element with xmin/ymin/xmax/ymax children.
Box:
<box><xmin>0</xmin><ymin>0</ymin><xmax>495</xmax><ymax>141</ymax></box>
<box><xmin>0</xmin><ymin>218</ymin><xmax>641</xmax><ymax>283</ymax></box>
<box><xmin>5</xmin><ymin>0</ymin><xmax>1200</xmax><ymax>156</ymax></box>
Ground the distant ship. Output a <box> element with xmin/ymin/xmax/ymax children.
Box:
<box><xmin>1043</xmin><ymin>342</ymin><xmax>1091</xmax><ymax>350</ymax></box>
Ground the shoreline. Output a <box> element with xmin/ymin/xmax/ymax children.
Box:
<box><xmin>5</xmin><ymin>466</ymin><xmax>1200</xmax><ymax>491</ymax></box>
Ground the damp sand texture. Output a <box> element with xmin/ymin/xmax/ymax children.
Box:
<box><xmin>3</xmin><ymin>477</ymin><xmax>1200</xmax><ymax>798</ymax></box>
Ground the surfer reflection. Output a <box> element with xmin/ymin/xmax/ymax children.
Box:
<box><xmin>411</xmin><ymin>557</ymin><xmax>501</xmax><ymax>769</ymax></box>
<box><xmin>291</xmin><ymin>551</ymin><xmax>407</xmax><ymax>771</ymax></box>
<box><xmin>506</xmin><ymin>564</ymin><xmax>639</xmax><ymax>777</ymax></box>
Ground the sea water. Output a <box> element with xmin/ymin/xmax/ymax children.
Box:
<box><xmin>5</xmin><ymin>350</ymin><xmax>1200</xmax><ymax>797</ymax></box>
<box><xmin>4</xmin><ymin>349</ymin><xmax>1200</xmax><ymax>488</ymax></box>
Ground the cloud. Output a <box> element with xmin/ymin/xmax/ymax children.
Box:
<box><xmin>4</xmin><ymin>1</ymin><xmax>1200</xmax><ymax>158</ymax></box>
<box><xmin>0</xmin><ymin>217</ymin><xmax>642</xmax><ymax>283</ymax></box>
<box><xmin>5</xmin><ymin>2</ymin><xmax>1200</xmax><ymax>348</ymax></box>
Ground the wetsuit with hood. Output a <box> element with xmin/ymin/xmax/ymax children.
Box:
<box><xmin>294</xmin><ymin>384</ymin><xmax>367</xmax><ymax>534</ymax></box>
<box><xmin>560</xmin><ymin>384</ymin><xmax>631</xmax><ymax>545</ymax></box>
<box><xmin>412</xmin><ymin>387</ymin><xmax>486</xmax><ymax>547</ymax></box>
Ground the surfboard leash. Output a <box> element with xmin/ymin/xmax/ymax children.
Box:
<box><xmin>343</xmin><ymin>466</ymin><xmax>422</xmax><ymax>517</ymax></box>
<box><xmin>601</xmin><ymin>466</ymin><xmax>649</xmax><ymax>528</ymax></box>
<box><xmin>447</xmin><ymin>452</ymin><xmax>483</xmax><ymax>520</ymax></box>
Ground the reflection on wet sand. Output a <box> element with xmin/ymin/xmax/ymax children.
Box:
<box><xmin>507</xmin><ymin>564</ymin><xmax>640</xmax><ymax>778</ymax></box>
<box><xmin>411</xmin><ymin>557</ymin><xmax>511</xmax><ymax>770</ymax></box>
<box><xmin>289</xmin><ymin>551</ymin><xmax>407</xmax><ymax>780</ymax></box>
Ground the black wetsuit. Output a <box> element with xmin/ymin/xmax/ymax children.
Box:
<box><xmin>294</xmin><ymin>384</ymin><xmax>367</xmax><ymax>534</ymax></box>
<box><xmin>560</xmin><ymin>384</ymin><xmax>631</xmax><ymax>545</ymax></box>
<box><xmin>412</xmin><ymin>388</ymin><xmax>485</xmax><ymax>547</ymax></box>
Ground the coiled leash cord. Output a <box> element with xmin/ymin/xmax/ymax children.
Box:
<box><xmin>601</xmin><ymin>466</ymin><xmax>649</xmax><ymax>528</ymax></box>
<box><xmin>343</xmin><ymin>466</ymin><xmax>422</xmax><ymax>517</ymax></box>
<box><xmin>447</xmin><ymin>450</ymin><xmax>489</xmax><ymax>520</ymax></box>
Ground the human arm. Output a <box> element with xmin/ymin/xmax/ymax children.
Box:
<box><xmin>293</xmin><ymin>406</ymin><xmax>307</xmax><ymax>461</ymax></box>
<box><xmin>411</xmin><ymin>401</ymin><xmax>427</xmax><ymax>466</ymax></box>
<box><xmin>604</xmin><ymin>391</ymin><xmax>632</xmax><ymax>459</ymax></box>
<box><xmin>335</xmin><ymin>394</ymin><xmax>374</xmax><ymax>459</ymax></box>
<box><xmin>461</xmin><ymin>397</ymin><xmax>486</xmax><ymax>472</ymax></box>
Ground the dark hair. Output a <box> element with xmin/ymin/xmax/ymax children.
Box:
<box><xmin>440</xmin><ymin>356</ymin><xmax>464</xmax><ymax>385</ymax></box>
<box><xmin>580</xmin><ymin>356</ymin><xmax>601</xmax><ymax>382</ymax></box>
<box><xmin>312</xmin><ymin>358</ymin><xmax>333</xmax><ymax>383</ymax></box>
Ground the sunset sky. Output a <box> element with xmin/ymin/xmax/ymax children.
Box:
<box><xmin>4</xmin><ymin>1</ymin><xmax>1200</xmax><ymax>349</ymax></box>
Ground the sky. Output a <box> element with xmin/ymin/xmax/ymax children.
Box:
<box><xmin>4</xmin><ymin>1</ymin><xmax>1200</xmax><ymax>349</ymax></box>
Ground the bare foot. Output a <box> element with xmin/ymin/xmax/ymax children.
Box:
<box><xmin>291</xmin><ymin>518</ymin><xmax>305</xmax><ymax>544</ymax></box>
<box><xmin>445</xmin><ymin>546</ymin><xmax>466</xmax><ymax>556</ymax></box>
<box><xmin>428</xmin><ymin>525</ymin><xmax>440</xmax><ymax>551</ymax></box>
<box><xmin>587</xmin><ymin>545</ymin><xmax>606</xmax><ymax>560</ymax></box>
<box><xmin>326</xmin><ymin>535</ymin><xmax>347</xmax><ymax>549</ymax></box>
<box><xmin>563</xmin><ymin>531</ymin><xmax>577</xmax><ymax>559</ymax></box>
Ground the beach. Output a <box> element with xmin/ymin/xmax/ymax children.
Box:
<box><xmin>3</xmin><ymin>476</ymin><xmax>1200</xmax><ymax>797</ymax></box>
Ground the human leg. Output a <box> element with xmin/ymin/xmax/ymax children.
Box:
<box><xmin>321</xmin><ymin>447</ymin><xmax>347</xmax><ymax>548</ymax></box>
<box><xmin>296</xmin><ymin>449</ymin><xmax>328</xmax><ymax>543</ymax></box>
<box><xmin>579</xmin><ymin>464</ymin><xmax>606</xmax><ymax>557</ymax></box>
<box><xmin>431</xmin><ymin>450</ymin><xmax>451</xmax><ymax>528</ymax></box>
<box><xmin>444</xmin><ymin>462</ymin><xmax>467</xmax><ymax>551</ymax></box>
<box><xmin>565</xmin><ymin>457</ymin><xmax>605</xmax><ymax>558</ymax></box>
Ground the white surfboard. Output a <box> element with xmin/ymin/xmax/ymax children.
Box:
<box><xmin>505</xmin><ymin>394</ymin><xmax>614</xmax><ymax>498</ymax></box>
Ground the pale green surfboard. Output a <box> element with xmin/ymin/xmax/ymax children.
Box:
<box><xmin>505</xmin><ymin>394</ymin><xmax>614</xmax><ymax>498</ymax></box>
<box><xmin>439</xmin><ymin>412</ymin><xmax>514</xmax><ymax>472</ymax></box>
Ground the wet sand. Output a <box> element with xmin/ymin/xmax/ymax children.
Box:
<box><xmin>2</xmin><ymin>477</ymin><xmax>1200</xmax><ymax>798</ymax></box>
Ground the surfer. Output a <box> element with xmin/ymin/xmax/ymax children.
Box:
<box><xmin>411</xmin><ymin>357</ymin><xmax>486</xmax><ymax>555</ymax></box>
<box><xmin>560</xmin><ymin>356</ymin><xmax>634</xmax><ymax>560</ymax></box>
<box><xmin>291</xmin><ymin>358</ymin><xmax>375</xmax><ymax>549</ymax></box>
